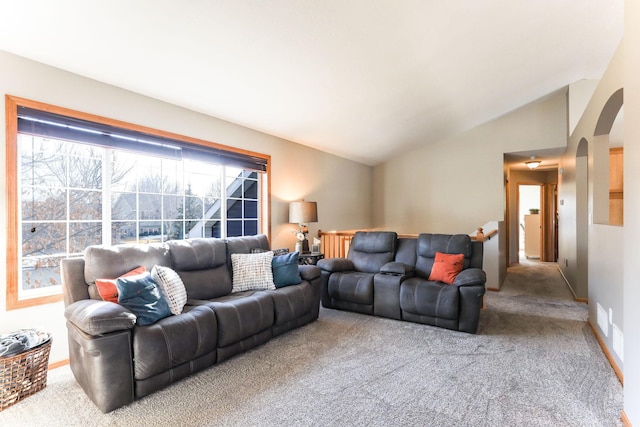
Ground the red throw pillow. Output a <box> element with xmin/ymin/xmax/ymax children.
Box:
<box><xmin>428</xmin><ymin>252</ymin><xmax>464</xmax><ymax>284</ymax></box>
<box><xmin>95</xmin><ymin>266</ymin><xmax>146</xmax><ymax>303</ymax></box>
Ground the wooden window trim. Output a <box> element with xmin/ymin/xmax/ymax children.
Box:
<box><xmin>5</xmin><ymin>95</ymin><xmax>271</xmax><ymax>310</ymax></box>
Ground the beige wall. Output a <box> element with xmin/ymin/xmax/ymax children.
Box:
<box><xmin>0</xmin><ymin>50</ymin><xmax>373</xmax><ymax>363</ymax></box>
<box><xmin>623</xmin><ymin>0</ymin><xmax>640</xmax><ymax>423</ymax></box>
<box><xmin>558</xmin><ymin>42</ymin><xmax>624</xmax><ymax>352</ymax></box>
<box><xmin>373</xmin><ymin>91</ymin><xmax>567</xmax><ymax>235</ymax></box>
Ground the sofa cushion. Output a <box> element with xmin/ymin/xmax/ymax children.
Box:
<box><xmin>132</xmin><ymin>304</ymin><xmax>217</xmax><ymax>380</ymax></box>
<box><xmin>415</xmin><ymin>234</ymin><xmax>472</xmax><ymax>279</ymax></box>
<box><xmin>400</xmin><ymin>277</ymin><xmax>459</xmax><ymax>320</ymax></box>
<box><xmin>272</xmin><ymin>252</ymin><xmax>302</xmax><ymax>288</ymax></box>
<box><xmin>168</xmin><ymin>238</ymin><xmax>232</xmax><ymax>299</ymax></box>
<box><xmin>95</xmin><ymin>266</ymin><xmax>146</xmax><ymax>303</ymax></box>
<box><xmin>428</xmin><ymin>252</ymin><xmax>464</xmax><ymax>284</ymax></box>
<box><xmin>206</xmin><ymin>291</ymin><xmax>275</xmax><ymax>347</ymax></box>
<box><xmin>84</xmin><ymin>243</ymin><xmax>171</xmax><ymax>286</ymax></box>
<box><xmin>231</xmin><ymin>252</ymin><xmax>275</xmax><ymax>292</ymax></box>
<box><xmin>116</xmin><ymin>272</ymin><xmax>171</xmax><ymax>326</ymax></box>
<box><xmin>151</xmin><ymin>265</ymin><xmax>187</xmax><ymax>315</ymax></box>
<box><xmin>271</xmin><ymin>281</ymin><xmax>314</xmax><ymax>325</ymax></box>
<box><xmin>327</xmin><ymin>271</ymin><xmax>374</xmax><ymax>306</ymax></box>
<box><xmin>348</xmin><ymin>231</ymin><xmax>398</xmax><ymax>273</ymax></box>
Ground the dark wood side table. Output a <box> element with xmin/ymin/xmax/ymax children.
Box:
<box><xmin>298</xmin><ymin>253</ymin><xmax>324</xmax><ymax>265</ymax></box>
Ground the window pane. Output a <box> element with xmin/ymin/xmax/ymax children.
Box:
<box><xmin>185</xmin><ymin>196</ymin><xmax>203</xmax><ymax>219</ymax></box>
<box><xmin>244</xmin><ymin>220</ymin><xmax>258</xmax><ymax>236</ymax></box>
<box><xmin>22</xmin><ymin>223</ymin><xmax>66</xmax><ymax>256</ymax></box>
<box><xmin>112</xmin><ymin>192</ymin><xmax>136</xmax><ymax>220</ymax></box>
<box><xmin>70</xmin><ymin>190</ymin><xmax>101</xmax><ymax>220</ymax></box>
<box><xmin>163</xmin><ymin>195</ymin><xmax>183</xmax><ymax>220</ymax></box>
<box><xmin>165</xmin><ymin>220</ymin><xmax>184</xmax><ymax>240</ymax></box>
<box><xmin>68</xmin><ymin>155</ymin><xmax>102</xmax><ymax>189</ymax></box>
<box><xmin>22</xmin><ymin>256</ymin><xmax>62</xmax><ymax>290</ymax></box>
<box><xmin>139</xmin><ymin>194</ymin><xmax>161</xmax><ymax>220</ymax></box>
<box><xmin>112</xmin><ymin>221</ymin><xmax>136</xmax><ymax>244</ymax></box>
<box><xmin>227</xmin><ymin>199</ymin><xmax>243</xmax><ymax>219</ymax></box>
<box><xmin>137</xmin><ymin>161</ymin><xmax>163</xmax><ymax>193</ymax></box>
<box><xmin>110</xmin><ymin>153</ymin><xmax>137</xmax><ymax>192</ymax></box>
<box><xmin>139</xmin><ymin>221</ymin><xmax>162</xmax><ymax>242</ymax></box>
<box><xmin>227</xmin><ymin>220</ymin><xmax>243</xmax><ymax>237</ymax></box>
<box><xmin>244</xmin><ymin>200</ymin><xmax>258</xmax><ymax>219</ymax></box>
<box><xmin>22</xmin><ymin>187</ymin><xmax>67</xmax><ymax>221</ymax></box>
<box><xmin>228</xmin><ymin>180</ymin><xmax>243</xmax><ymax>198</ymax></box>
<box><xmin>20</xmin><ymin>136</ymin><xmax>67</xmax><ymax>188</ymax></box>
<box><xmin>70</xmin><ymin>222</ymin><xmax>102</xmax><ymax>253</ymax></box>
<box><xmin>184</xmin><ymin>221</ymin><xmax>202</xmax><ymax>238</ymax></box>
<box><xmin>204</xmin><ymin>197</ymin><xmax>221</xmax><ymax>218</ymax></box>
<box><xmin>204</xmin><ymin>220</ymin><xmax>221</xmax><ymax>238</ymax></box>
<box><xmin>162</xmin><ymin>158</ymin><xmax>183</xmax><ymax>195</ymax></box>
<box><xmin>243</xmin><ymin>179</ymin><xmax>258</xmax><ymax>199</ymax></box>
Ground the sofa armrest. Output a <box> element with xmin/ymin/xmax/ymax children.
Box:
<box><xmin>317</xmin><ymin>258</ymin><xmax>354</xmax><ymax>273</ymax></box>
<box><xmin>454</xmin><ymin>268</ymin><xmax>487</xmax><ymax>287</ymax></box>
<box><xmin>380</xmin><ymin>262</ymin><xmax>414</xmax><ymax>276</ymax></box>
<box><xmin>65</xmin><ymin>299</ymin><xmax>136</xmax><ymax>336</ymax></box>
<box><xmin>299</xmin><ymin>265</ymin><xmax>321</xmax><ymax>281</ymax></box>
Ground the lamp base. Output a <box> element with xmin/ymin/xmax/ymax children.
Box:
<box><xmin>301</xmin><ymin>238</ymin><xmax>310</xmax><ymax>254</ymax></box>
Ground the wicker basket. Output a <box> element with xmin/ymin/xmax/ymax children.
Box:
<box><xmin>0</xmin><ymin>336</ymin><xmax>52</xmax><ymax>412</ymax></box>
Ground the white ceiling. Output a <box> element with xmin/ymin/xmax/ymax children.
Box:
<box><xmin>0</xmin><ymin>1</ymin><xmax>624</xmax><ymax>166</ymax></box>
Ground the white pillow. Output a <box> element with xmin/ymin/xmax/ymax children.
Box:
<box><xmin>151</xmin><ymin>265</ymin><xmax>188</xmax><ymax>315</ymax></box>
<box><xmin>231</xmin><ymin>251</ymin><xmax>275</xmax><ymax>293</ymax></box>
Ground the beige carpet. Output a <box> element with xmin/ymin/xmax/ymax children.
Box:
<box><xmin>0</xmin><ymin>261</ymin><xmax>623</xmax><ymax>426</ymax></box>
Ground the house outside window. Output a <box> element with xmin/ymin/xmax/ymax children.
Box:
<box><xmin>6</xmin><ymin>96</ymin><xmax>270</xmax><ymax>309</ymax></box>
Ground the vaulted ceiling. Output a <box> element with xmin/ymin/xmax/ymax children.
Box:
<box><xmin>0</xmin><ymin>1</ymin><xmax>623</xmax><ymax>166</ymax></box>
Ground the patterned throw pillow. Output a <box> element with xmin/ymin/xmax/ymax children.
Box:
<box><xmin>151</xmin><ymin>265</ymin><xmax>188</xmax><ymax>315</ymax></box>
<box><xmin>231</xmin><ymin>251</ymin><xmax>275</xmax><ymax>293</ymax></box>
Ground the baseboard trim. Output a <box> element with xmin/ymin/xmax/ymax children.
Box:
<box><xmin>487</xmin><ymin>287</ymin><xmax>500</xmax><ymax>292</ymax></box>
<box><xmin>557</xmin><ymin>267</ymin><xmax>587</xmax><ymax>303</ymax></box>
<box><xmin>621</xmin><ymin>410</ymin><xmax>632</xmax><ymax>427</ymax></box>
<box><xmin>588</xmin><ymin>319</ymin><xmax>623</xmax><ymax>385</ymax></box>
<box><xmin>49</xmin><ymin>358</ymin><xmax>69</xmax><ymax>370</ymax></box>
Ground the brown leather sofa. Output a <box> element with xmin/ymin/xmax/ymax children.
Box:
<box><xmin>318</xmin><ymin>231</ymin><xmax>486</xmax><ymax>334</ymax></box>
<box><xmin>61</xmin><ymin>234</ymin><xmax>321</xmax><ymax>413</ymax></box>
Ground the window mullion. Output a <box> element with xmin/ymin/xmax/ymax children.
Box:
<box><xmin>102</xmin><ymin>149</ymin><xmax>112</xmax><ymax>245</ymax></box>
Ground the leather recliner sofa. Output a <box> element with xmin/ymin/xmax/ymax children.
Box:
<box><xmin>61</xmin><ymin>234</ymin><xmax>321</xmax><ymax>413</ymax></box>
<box><xmin>318</xmin><ymin>231</ymin><xmax>486</xmax><ymax>334</ymax></box>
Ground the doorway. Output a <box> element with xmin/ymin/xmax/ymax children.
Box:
<box><xmin>518</xmin><ymin>184</ymin><xmax>542</xmax><ymax>261</ymax></box>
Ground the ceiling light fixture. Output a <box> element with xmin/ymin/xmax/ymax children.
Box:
<box><xmin>525</xmin><ymin>156</ymin><xmax>541</xmax><ymax>169</ymax></box>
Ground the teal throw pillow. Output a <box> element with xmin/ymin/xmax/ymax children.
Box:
<box><xmin>116</xmin><ymin>272</ymin><xmax>171</xmax><ymax>326</ymax></box>
<box><xmin>272</xmin><ymin>251</ymin><xmax>302</xmax><ymax>288</ymax></box>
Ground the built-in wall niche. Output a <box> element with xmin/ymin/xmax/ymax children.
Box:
<box><xmin>593</xmin><ymin>91</ymin><xmax>623</xmax><ymax>227</ymax></box>
<box><xmin>609</xmin><ymin>147</ymin><xmax>623</xmax><ymax>226</ymax></box>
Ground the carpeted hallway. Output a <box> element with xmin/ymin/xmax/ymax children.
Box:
<box><xmin>0</xmin><ymin>261</ymin><xmax>623</xmax><ymax>426</ymax></box>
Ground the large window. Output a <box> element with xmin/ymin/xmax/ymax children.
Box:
<box><xmin>6</xmin><ymin>96</ymin><xmax>270</xmax><ymax>309</ymax></box>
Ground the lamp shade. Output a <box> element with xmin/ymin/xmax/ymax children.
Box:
<box><xmin>289</xmin><ymin>201</ymin><xmax>318</xmax><ymax>224</ymax></box>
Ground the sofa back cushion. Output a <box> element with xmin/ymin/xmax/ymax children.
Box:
<box><xmin>84</xmin><ymin>243</ymin><xmax>171</xmax><ymax>299</ymax></box>
<box><xmin>168</xmin><ymin>238</ymin><xmax>231</xmax><ymax>299</ymax></box>
<box><xmin>415</xmin><ymin>234</ymin><xmax>472</xmax><ymax>280</ymax></box>
<box><xmin>395</xmin><ymin>237</ymin><xmax>417</xmax><ymax>268</ymax></box>
<box><xmin>226</xmin><ymin>234</ymin><xmax>270</xmax><ymax>258</ymax></box>
<box><xmin>348</xmin><ymin>231</ymin><xmax>398</xmax><ymax>273</ymax></box>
